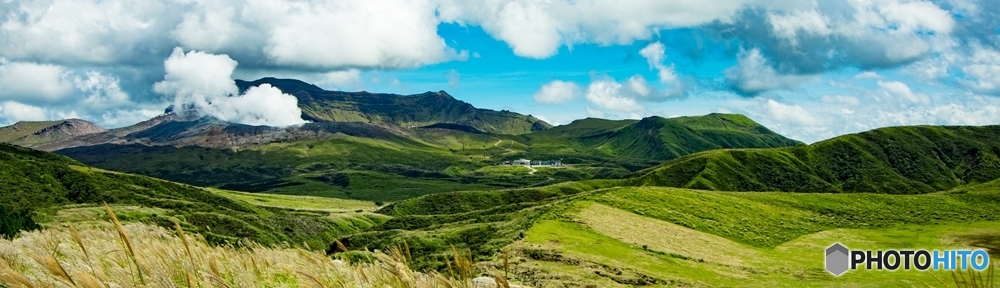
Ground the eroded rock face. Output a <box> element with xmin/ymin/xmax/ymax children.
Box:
<box><xmin>29</xmin><ymin>119</ymin><xmax>107</xmax><ymax>139</ymax></box>
<box><xmin>46</xmin><ymin>119</ymin><xmax>108</xmax><ymax>137</ymax></box>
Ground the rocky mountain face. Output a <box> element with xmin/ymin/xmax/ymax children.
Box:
<box><xmin>0</xmin><ymin>119</ymin><xmax>107</xmax><ymax>149</ymax></box>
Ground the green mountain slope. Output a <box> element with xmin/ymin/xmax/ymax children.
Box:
<box><xmin>236</xmin><ymin>77</ymin><xmax>552</xmax><ymax>135</ymax></box>
<box><xmin>53</xmin><ymin>113</ymin><xmax>800</xmax><ymax>201</ymax></box>
<box><xmin>0</xmin><ymin>143</ymin><xmax>380</xmax><ymax>247</ymax></box>
<box><xmin>56</xmin><ymin>128</ymin><xmax>576</xmax><ymax>201</ymax></box>
<box><xmin>633</xmin><ymin>125</ymin><xmax>1000</xmax><ymax>193</ymax></box>
<box><xmin>524</xmin><ymin>113</ymin><xmax>802</xmax><ymax>162</ymax></box>
<box><xmin>0</xmin><ymin>120</ymin><xmax>63</xmax><ymax>142</ymax></box>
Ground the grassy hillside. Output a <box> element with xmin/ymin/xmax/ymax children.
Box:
<box><xmin>50</xmin><ymin>113</ymin><xmax>801</xmax><ymax>201</ymax></box>
<box><xmin>236</xmin><ymin>77</ymin><xmax>552</xmax><ymax>135</ymax></box>
<box><xmin>0</xmin><ymin>120</ymin><xmax>63</xmax><ymax>142</ymax></box>
<box><xmin>337</xmin><ymin>180</ymin><xmax>622</xmax><ymax>271</ymax></box>
<box><xmin>523</xmin><ymin>113</ymin><xmax>801</xmax><ymax>163</ymax></box>
<box><xmin>633</xmin><ymin>125</ymin><xmax>1000</xmax><ymax>193</ymax></box>
<box><xmin>0</xmin><ymin>143</ymin><xmax>381</xmax><ymax>248</ymax></box>
<box><xmin>499</xmin><ymin>185</ymin><xmax>1000</xmax><ymax>287</ymax></box>
<box><xmin>57</xmin><ymin>131</ymin><xmax>603</xmax><ymax>201</ymax></box>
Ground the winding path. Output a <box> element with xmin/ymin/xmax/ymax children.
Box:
<box><xmin>492</xmin><ymin>137</ymin><xmax>513</xmax><ymax>153</ymax></box>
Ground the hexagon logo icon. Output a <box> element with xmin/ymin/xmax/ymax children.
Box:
<box><xmin>826</xmin><ymin>243</ymin><xmax>850</xmax><ymax>276</ymax></box>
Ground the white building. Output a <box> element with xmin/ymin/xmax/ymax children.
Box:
<box><xmin>512</xmin><ymin>159</ymin><xmax>531</xmax><ymax>166</ymax></box>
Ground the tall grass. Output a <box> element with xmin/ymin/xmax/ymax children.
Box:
<box><xmin>0</xmin><ymin>207</ymin><xmax>509</xmax><ymax>287</ymax></box>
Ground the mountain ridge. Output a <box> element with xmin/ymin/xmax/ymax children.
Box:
<box><xmin>236</xmin><ymin>77</ymin><xmax>552</xmax><ymax>135</ymax></box>
<box><xmin>631</xmin><ymin>124</ymin><xmax>1000</xmax><ymax>193</ymax></box>
<box><xmin>43</xmin><ymin>112</ymin><xmax>800</xmax><ymax>200</ymax></box>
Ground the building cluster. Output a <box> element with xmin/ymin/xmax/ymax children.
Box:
<box><xmin>500</xmin><ymin>158</ymin><xmax>563</xmax><ymax>167</ymax></box>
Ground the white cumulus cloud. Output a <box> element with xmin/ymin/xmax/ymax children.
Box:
<box><xmin>877</xmin><ymin>80</ymin><xmax>930</xmax><ymax>105</ymax></box>
<box><xmin>244</xmin><ymin>0</ymin><xmax>462</xmax><ymax>69</ymax></box>
<box><xmin>0</xmin><ymin>60</ymin><xmax>75</xmax><ymax>103</ymax></box>
<box><xmin>322</xmin><ymin>69</ymin><xmax>363</xmax><ymax>90</ymax></box>
<box><xmin>638</xmin><ymin>42</ymin><xmax>684</xmax><ymax>98</ymax></box>
<box><xmin>0</xmin><ymin>0</ymin><xmax>174</xmax><ymax>65</ymax></box>
<box><xmin>0</xmin><ymin>101</ymin><xmax>50</xmax><ymax>122</ymax></box>
<box><xmin>725</xmin><ymin>48</ymin><xmax>815</xmax><ymax>95</ymax></box>
<box><xmin>534</xmin><ymin>80</ymin><xmax>581</xmax><ymax>104</ymax></box>
<box><xmin>764</xmin><ymin>99</ymin><xmax>821</xmax><ymax>127</ymax></box>
<box><xmin>960</xmin><ymin>45</ymin><xmax>1000</xmax><ymax>94</ymax></box>
<box><xmin>153</xmin><ymin>47</ymin><xmax>306</xmax><ymax>127</ymax></box>
<box><xmin>584</xmin><ymin>80</ymin><xmax>645</xmax><ymax>113</ymax></box>
<box><xmin>821</xmin><ymin>95</ymin><xmax>860</xmax><ymax>106</ymax></box>
<box><xmin>436</xmin><ymin>0</ymin><xmax>807</xmax><ymax>58</ymax></box>
<box><xmin>446</xmin><ymin>69</ymin><xmax>461</xmax><ymax>88</ymax></box>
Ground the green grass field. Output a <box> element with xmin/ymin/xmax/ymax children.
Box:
<box><xmin>497</xmin><ymin>185</ymin><xmax>1000</xmax><ymax>287</ymax></box>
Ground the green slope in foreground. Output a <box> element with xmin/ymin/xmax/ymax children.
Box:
<box><xmin>0</xmin><ymin>143</ymin><xmax>384</xmax><ymax>248</ymax></box>
<box><xmin>633</xmin><ymin>125</ymin><xmax>1000</xmax><ymax>193</ymax></box>
<box><xmin>501</xmin><ymin>185</ymin><xmax>1000</xmax><ymax>287</ymax></box>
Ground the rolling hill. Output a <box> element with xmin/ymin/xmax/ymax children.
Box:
<box><xmin>0</xmin><ymin>76</ymin><xmax>801</xmax><ymax>201</ymax></box>
<box><xmin>236</xmin><ymin>77</ymin><xmax>552</xmax><ymax>135</ymax></box>
<box><xmin>337</xmin><ymin>173</ymin><xmax>1000</xmax><ymax>286</ymax></box>
<box><xmin>0</xmin><ymin>143</ymin><xmax>381</xmax><ymax>248</ymax></box>
<box><xmin>46</xmin><ymin>113</ymin><xmax>800</xmax><ymax>201</ymax></box>
<box><xmin>524</xmin><ymin>113</ymin><xmax>802</xmax><ymax>161</ymax></box>
<box><xmin>632</xmin><ymin>125</ymin><xmax>1000</xmax><ymax>193</ymax></box>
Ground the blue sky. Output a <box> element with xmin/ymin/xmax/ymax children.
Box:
<box><xmin>1</xmin><ymin>0</ymin><xmax>999</xmax><ymax>143</ymax></box>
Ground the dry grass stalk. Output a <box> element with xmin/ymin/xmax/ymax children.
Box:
<box><xmin>503</xmin><ymin>247</ymin><xmax>510</xmax><ymax>279</ymax></box>
<box><xmin>0</xmin><ymin>270</ymin><xmax>35</xmax><ymax>288</ymax></box>
<box><xmin>208</xmin><ymin>254</ymin><xmax>222</xmax><ymax>279</ymax></box>
<box><xmin>297</xmin><ymin>271</ymin><xmax>325</xmax><ymax>288</ymax></box>
<box><xmin>0</xmin><ymin>205</ymin><xmax>529</xmax><ymax>287</ymax></box>
<box><xmin>207</xmin><ymin>273</ymin><xmax>232</xmax><ymax>288</ymax></box>
<box><xmin>493</xmin><ymin>271</ymin><xmax>511</xmax><ymax>288</ymax></box>
<box><xmin>333</xmin><ymin>239</ymin><xmax>348</xmax><ymax>253</ymax></box>
<box><xmin>404</xmin><ymin>240</ymin><xmax>413</xmax><ymax>265</ymax></box>
<box><xmin>173</xmin><ymin>221</ymin><xmax>193</xmax><ymax>265</ymax></box>
<box><xmin>71</xmin><ymin>271</ymin><xmax>102</xmax><ymax>288</ymax></box>
<box><xmin>450</xmin><ymin>246</ymin><xmax>473</xmax><ymax>283</ymax></box>
<box><xmin>104</xmin><ymin>203</ymin><xmax>144</xmax><ymax>285</ymax></box>
<box><xmin>35</xmin><ymin>253</ymin><xmax>73</xmax><ymax>286</ymax></box>
<box><xmin>185</xmin><ymin>270</ymin><xmax>196</xmax><ymax>288</ymax></box>
<box><xmin>68</xmin><ymin>225</ymin><xmax>90</xmax><ymax>266</ymax></box>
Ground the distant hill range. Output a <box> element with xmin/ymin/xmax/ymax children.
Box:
<box><xmin>0</xmin><ymin>77</ymin><xmax>804</xmax><ymax>198</ymax></box>
<box><xmin>632</xmin><ymin>125</ymin><xmax>1000</xmax><ymax>193</ymax></box>
<box><xmin>236</xmin><ymin>77</ymin><xmax>551</xmax><ymax>135</ymax></box>
<box><xmin>0</xmin><ymin>78</ymin><xmax>799</xmax><ymax>161</ymax></box>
